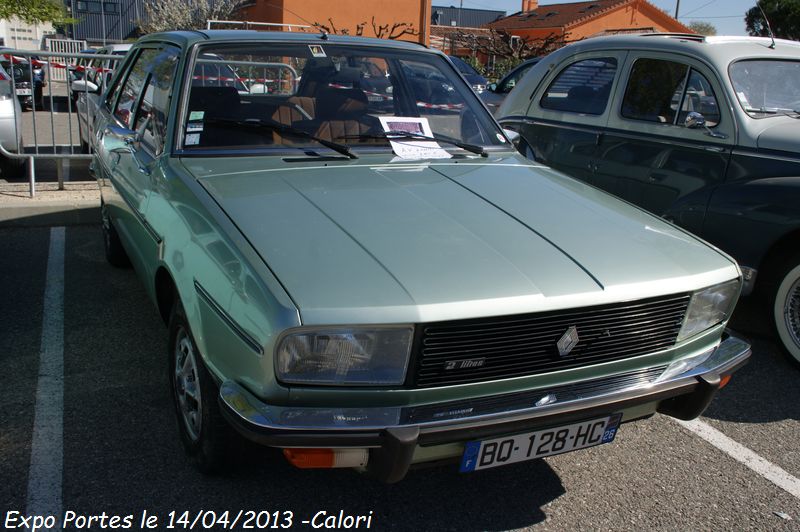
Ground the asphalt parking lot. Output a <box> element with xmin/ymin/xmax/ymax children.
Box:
<box><xmin>0</xmin><ymin>219</ymin><xmax>799</xmax><ymax>531</ymax></box>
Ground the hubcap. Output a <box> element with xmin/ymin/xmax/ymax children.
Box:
<box><xmin>785</xmin><ymin>277</ymin><xmax>800</xmax><ymax>348</ymax></box>
<box><xmin>174</xmin><ymin>327</ymin><xmax>202</xmax><ymax>441</ymax></box>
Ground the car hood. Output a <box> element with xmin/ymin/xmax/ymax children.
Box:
<box><xmin>185</xmin><ymin>155</ymin><xmax>737</xmax><ymax>324</ymax></box>
<box><xmin>756</xmin><ymin>119</ymin><xmax>799</xmax><ymax>153</ymax></box>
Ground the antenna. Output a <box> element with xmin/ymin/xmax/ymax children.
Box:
<box><xmin>261</xmin><ymin>1</ymin><xmax>329</xmax><ymax>39</ymax></box>
<box><xmin>757</xmin><ymin>1</ymin><xmax>776</xmax><ymax>49</ymax></box>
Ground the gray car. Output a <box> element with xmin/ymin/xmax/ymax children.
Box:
<box><xmin>499</xmin><ymin>34</ymin><xmax>800</xmax><ymax>366</ymax></box>
<box><xmin>0</xmin><ymin>63</ymin><xmax>24</xmax><ymax>177</ymax></box>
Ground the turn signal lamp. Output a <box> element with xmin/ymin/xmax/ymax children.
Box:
<box><xmin>283</xmin><ymin>448</ymin><xmax>369</xmax><ymax>469</ymax></box>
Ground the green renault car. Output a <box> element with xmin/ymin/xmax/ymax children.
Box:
<box><xmin>92</xmin><ymin>30</ymin><xmax>750</xmax><ymax>482</ymax></box>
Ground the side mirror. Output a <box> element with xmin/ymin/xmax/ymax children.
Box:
<box><xmin>684</xmin><ymin>111</ymin><xmax>706</xmax><ymax>129</ymax></box>
<box><xmin>71</xmin><ymin>79</ymin><xmax>99</xmax><ymax>95</ymax></box>
<box><xmin>502</xmin><ymin>128</ymin><xmax>520</xmax><ymax>143</ymax></box>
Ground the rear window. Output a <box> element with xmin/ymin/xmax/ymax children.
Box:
<box><xmin>540</xmin><ymin>58</ymin><xmax>617</xmax><ymax>115</ymax></box>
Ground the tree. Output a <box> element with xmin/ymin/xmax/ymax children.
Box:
<box><xmin>0</xmin><ymin>0</ymin><xmax>71</xmax><ymax>25</ymax></box>
<box><xmin>687</xmin><ymin>21</ymin><xmax>717</xmax><ymax>36</ymax></box>
<box><xmin>138</xmin><ymin>0</ymin><xmax>246</xmax><ymax>34</ymax></box>
<box><xmin>312</xmin><ymin>16</ymin><xmax>419</xmax><ymax>40</ymax></box>
<box><xmin>448</xmin><ymin>29</ymin><xmax>567</xmax><ymax>63</ymax></box>
<box><xmin>745</xmin><ymin>0</ymin><xmax>800</xmax><ymax>41</ymax></box>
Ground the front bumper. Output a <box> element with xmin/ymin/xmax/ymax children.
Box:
<box><xmin>219</xmin><ymin>334</ymin><xmax>750</xmax><ymax>482</ymax></box>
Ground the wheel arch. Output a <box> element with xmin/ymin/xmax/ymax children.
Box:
<box><xmin>757</xmin><ymin>228</ymin><xmax>800</xmax><ymax>291</ymax></box>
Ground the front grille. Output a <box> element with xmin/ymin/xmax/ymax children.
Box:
<box><xmin>403</xmin><ymin>366</ymin><xmax>667</xmax><ymax>424</ymax></box>
<box><xmin>413</xmin><ymin>293</ymin><xmax>690</xmax><ymax>388</ymax></box>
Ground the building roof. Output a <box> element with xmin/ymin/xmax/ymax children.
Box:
<box><xmin>488</xmin><ymin>0</ymin><xmax>678</xmax><ymax>32</ymax></box>
<box><xmin>431</xmin><ymin>6</ymin><xmax>506</xmax><ymax>28</ymax></box>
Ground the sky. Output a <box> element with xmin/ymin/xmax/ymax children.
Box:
<box><xmin>448</xmin><ymin>0</ymin><xmax>759</xmax><ymax>36</ymax></box>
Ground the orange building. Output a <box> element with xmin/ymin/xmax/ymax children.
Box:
<box><xmin>488</xmin><ymin>0</ymin><xmax>692</xmax><ymax>43</ymax></box>
<box><xmin>237</xmin><ymin>0</ymin><xmax>433</xmax><ymax>45</ymax></box>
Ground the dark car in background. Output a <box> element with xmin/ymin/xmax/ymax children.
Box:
<box><xmin>449</xmin><ymin>55</ymin><xmax>488</xmax><ymax>93</ymax></box>
<box><xmin>498</xmin><ymin>34</ymin><xmax>800</xmax><ymax>365</ymax></box>
<box><xmin>0</xmin><ymin>56</ymin><xmax>45</xmax><ymax>110</ymax></box>
<box><xmin>481</xmin><ymin>57</ymin><xmax>540</xmax><ymax>114</ymax></box>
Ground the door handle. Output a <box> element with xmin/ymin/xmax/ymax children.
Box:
<box><xmin>649</xmin><ymin>172</ymin><xmax>668</xmax><ymax>182</ymax></box>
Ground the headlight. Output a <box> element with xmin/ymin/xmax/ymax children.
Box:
<box><xmin>677</xmin><ymin>280</ymin><xmax>740</xmax><ymax>342</ymax></box>
<box><xmin>276</xmin><ymin>326</ymin><xmax>414</xmax><ymax>386</ymax></box>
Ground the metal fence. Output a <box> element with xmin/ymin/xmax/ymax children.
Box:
<box><xmin>45</xmin><ymin>39</ymin><xmax>89</xmax><ymax>82</ymax></box>
<box><xmin>0</xmin><ymin>49</ymin><xmax>123</xmax><ymax>197</ymax></box>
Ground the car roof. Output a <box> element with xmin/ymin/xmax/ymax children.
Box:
<box><xmin>100</xmin><ymin>43</ymin><xmax>132</xmax><ymax>52</ymax></box>
<box><xmin>552</xmin><ymin>34</ymin><xmax>800</xmax><ymax>65</ymax></box>
<box><xmin>138</xmin><ymin>29</ymin><xmax>431</xmax><ymax>53</ymax></box>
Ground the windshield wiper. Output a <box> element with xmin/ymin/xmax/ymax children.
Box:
<box><xmin>341</xmin><ymin>130</ymin><xmax>488</xmax><ymax>157</ymax></box>
<box><xmin>201</xmin><ymin>117</ymin><xmax>358</xmax><ymax>159</ymax></box>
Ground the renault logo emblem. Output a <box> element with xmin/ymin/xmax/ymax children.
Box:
<box><xmin>557</xmin><ymin>326</ymin><xmax>580</xmax><ymax>357</ymax></box>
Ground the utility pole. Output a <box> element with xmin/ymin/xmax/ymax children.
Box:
<box><xmin>675</xmin><ymin>0</ymin><xmax>680</xmax><ymax>19</ymax></box>
<box><xmin>458</xmin><ymin>0</ymin><xmax>462</xmax><ymax>27</ymax></box>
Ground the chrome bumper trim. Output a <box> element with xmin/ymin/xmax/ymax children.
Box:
<box><xmin>219</xmin><ymin>335</ymin><xmax>751</xmax><ymax>437</ymax></box>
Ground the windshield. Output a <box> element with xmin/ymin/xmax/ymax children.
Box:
<box><xmin>180</xmin><ymin>43</ymin><xmax>506</xmax><ymax>156</ymax></box>
<box><xmin>729</xmin><ymin>59</ymin><xmax>800</xmax><ymax>117</ymax></box>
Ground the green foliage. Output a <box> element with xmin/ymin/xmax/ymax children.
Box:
<box><xmin>745</xmin><ymin>0</ymin><xmax>800</xmax><ymax>40</ymax></box>
<box><xmin>687</xmin><ymin>21</ymin><xmax>717</xmax><ymax>36</ymax></box>
<box><xmin>491</xmin><ymin>57</ymin><xmax>522</xmax><ymax>81</ymax></box>
<box><xmin>462</xmin><ymin>55</ymin><xmax>485</xmax><ymax>76</ymax></box>
<box><xmin>0</xmin><ymin>0</ymin><xmax>71</xmax><ymax>25</ymax></box>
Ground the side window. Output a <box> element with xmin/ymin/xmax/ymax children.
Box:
<box><xmin>133</xmin><ymin>46</ymin><xmax>180</xmax><ymax>155</ymax></box>
<box><xmin>114</xmin><ymin>49</ymin><xmax>158</xmax><ymax>127</ymax></box>
<box><xmin>498</xmin><ymin>63</ymin><xmax>533</xmax><ymax>94</ymax></box>
<box><xmin>540</xmin><ymin>58</ymin><xmax>617</xmax><ymax>114</ymax></box>
<box><xmin>105</xmin><ymin>51</ymin><xmax>133</xmax><ymax>110</ymax></box>
<box><xmin>622</xmin><ymin>59</ymin><xmax>720</xmax><ymax>128</ymax></box>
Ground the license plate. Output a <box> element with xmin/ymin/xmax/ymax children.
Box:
<box><xmin>16</xmin><ymin>88</ymin><xmax>32</xmax><ymax>96</ymax></box>
<box><xmin>460</xmin><ymin>413</ymin><xmax>622</xmax><ymax>472</ymax></box>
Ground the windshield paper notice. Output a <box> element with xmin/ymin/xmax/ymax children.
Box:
<box><xmin>378</xmin><ymin>117</ymin><xmax>451</xmax><ymax>160</ymax></box>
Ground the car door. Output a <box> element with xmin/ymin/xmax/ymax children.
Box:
<box><xmin>595</xmin><ymin>53</ymin><xmax>734</xmax><ymax>233</ymax></box>
<box><xmin>519</xmin><ymin>52</ymin><xmax>625</xmax><ymax>183</ymax></box>
<box><xmin>95</xmin><ymin>45</ymin><xmax>180</xmax><ymax>277</ymax></box>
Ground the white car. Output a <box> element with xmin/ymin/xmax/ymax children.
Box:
<box><xmin>73</xmin><ymin>43</ymin><xmax>131</xmax><ymax>152</ymax></box>
<box><xmin>0</xmin><ymin>63</ymin><xmax>24</xmax><ymax>178</ymax></box>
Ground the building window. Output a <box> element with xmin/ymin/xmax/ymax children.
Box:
<box><xmin>104</xmin><ymin>2</ymin><xmax>118</xmax><ymax>12</ymax></box>
<box><xmin>76</xmin><ymin>1</ymin><xmax>87</xmax><ymax>11</ymax></box>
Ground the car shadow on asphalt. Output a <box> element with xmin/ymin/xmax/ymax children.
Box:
<box><xmin>703</xmin><ymin>298</ymin><xmax>800</xmax><ymax>424</ymax></box>
<box><xmin>226</xmin><ymin>442</ymin><xmax>565</xmax><ymax>531</ymax></box>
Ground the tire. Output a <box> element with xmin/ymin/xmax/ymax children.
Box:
<box><xmin>101</xmin><ymin>203</ymin><xmax>130</xmax><ymax>267</ymax></box>
<box><xmin>78</xmin><ymin>120</ymin><xmax>89</xmax><ymax>154</ymax></box>
<box><xmin>0</xmin><ymin>152</ymin><xmax>27</xmax><ymax>180</ymax></box>
<box><xmin>767</xmin><ymin>254</ymin><xmax>800</xmax><ymax>367</ymax></box>
<box><xmin>169</xmin><ymin>299</ymin><xmax>233</xmax><ymax>473</ymax></box>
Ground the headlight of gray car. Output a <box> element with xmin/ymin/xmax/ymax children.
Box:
<box><xmin>677</xmin><ymin>279</ymin><xmax>741</xmax><ymax>342</ymax></box>
<box><xmin>276</xmin><ymin>326</ymin><xmax>414</xmax><ymax>386</ymax></box>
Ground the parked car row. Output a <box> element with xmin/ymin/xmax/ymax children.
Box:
<box><xmin>496</xmin><ymin>34</ymin><xmax>800</xmax><ymax>366</ymax></box>
<box><xmin>91</xmin><ymin>29</ymin><xmax>749</xmax><ymax>481</ymax></box>
<box><xmin>0</xmin><ymin>49</ymin><xmax>46</xmax><ymax>111</ymax></box>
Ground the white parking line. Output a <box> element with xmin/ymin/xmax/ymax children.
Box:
<box><xmin>674</xmin><ymin>418</ymin><xmax>800</xmax><ymax>500</ymax></box>
<box><xmin>25</xmin><ymin>226</ymin><xmax>65</xmax><ymax>529</ymax></box>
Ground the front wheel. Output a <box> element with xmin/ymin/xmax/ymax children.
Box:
<box><xmin>768</xmin><ymin>255</ymin><xmax>800</xmax><ymax>367</ymax></box>
<box><xmin>169</xmin><ymin>300</ymin><xmax>233</xmax><ymax>473</ymax></box>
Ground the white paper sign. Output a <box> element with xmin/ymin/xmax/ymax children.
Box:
<box><xmin>378</xmin><ymin>117</ymin><xmax>451</xmax><ymax>160</ymax></box>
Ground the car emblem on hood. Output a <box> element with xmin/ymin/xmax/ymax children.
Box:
<box><xmin>557</xmin><ymin>326</ymin><xmax>580</xmax><ymax>357</ymax></box>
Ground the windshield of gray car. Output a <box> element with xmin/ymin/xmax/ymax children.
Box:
<box><xmin>180</xmin><ymin>42</ymin><xmax>507</xmax><ymax>155</ymax></box>
<box><xmin>729</xmin><ymin>59</ymin><xmax>800</xmax><ymax>117</ymax></box>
